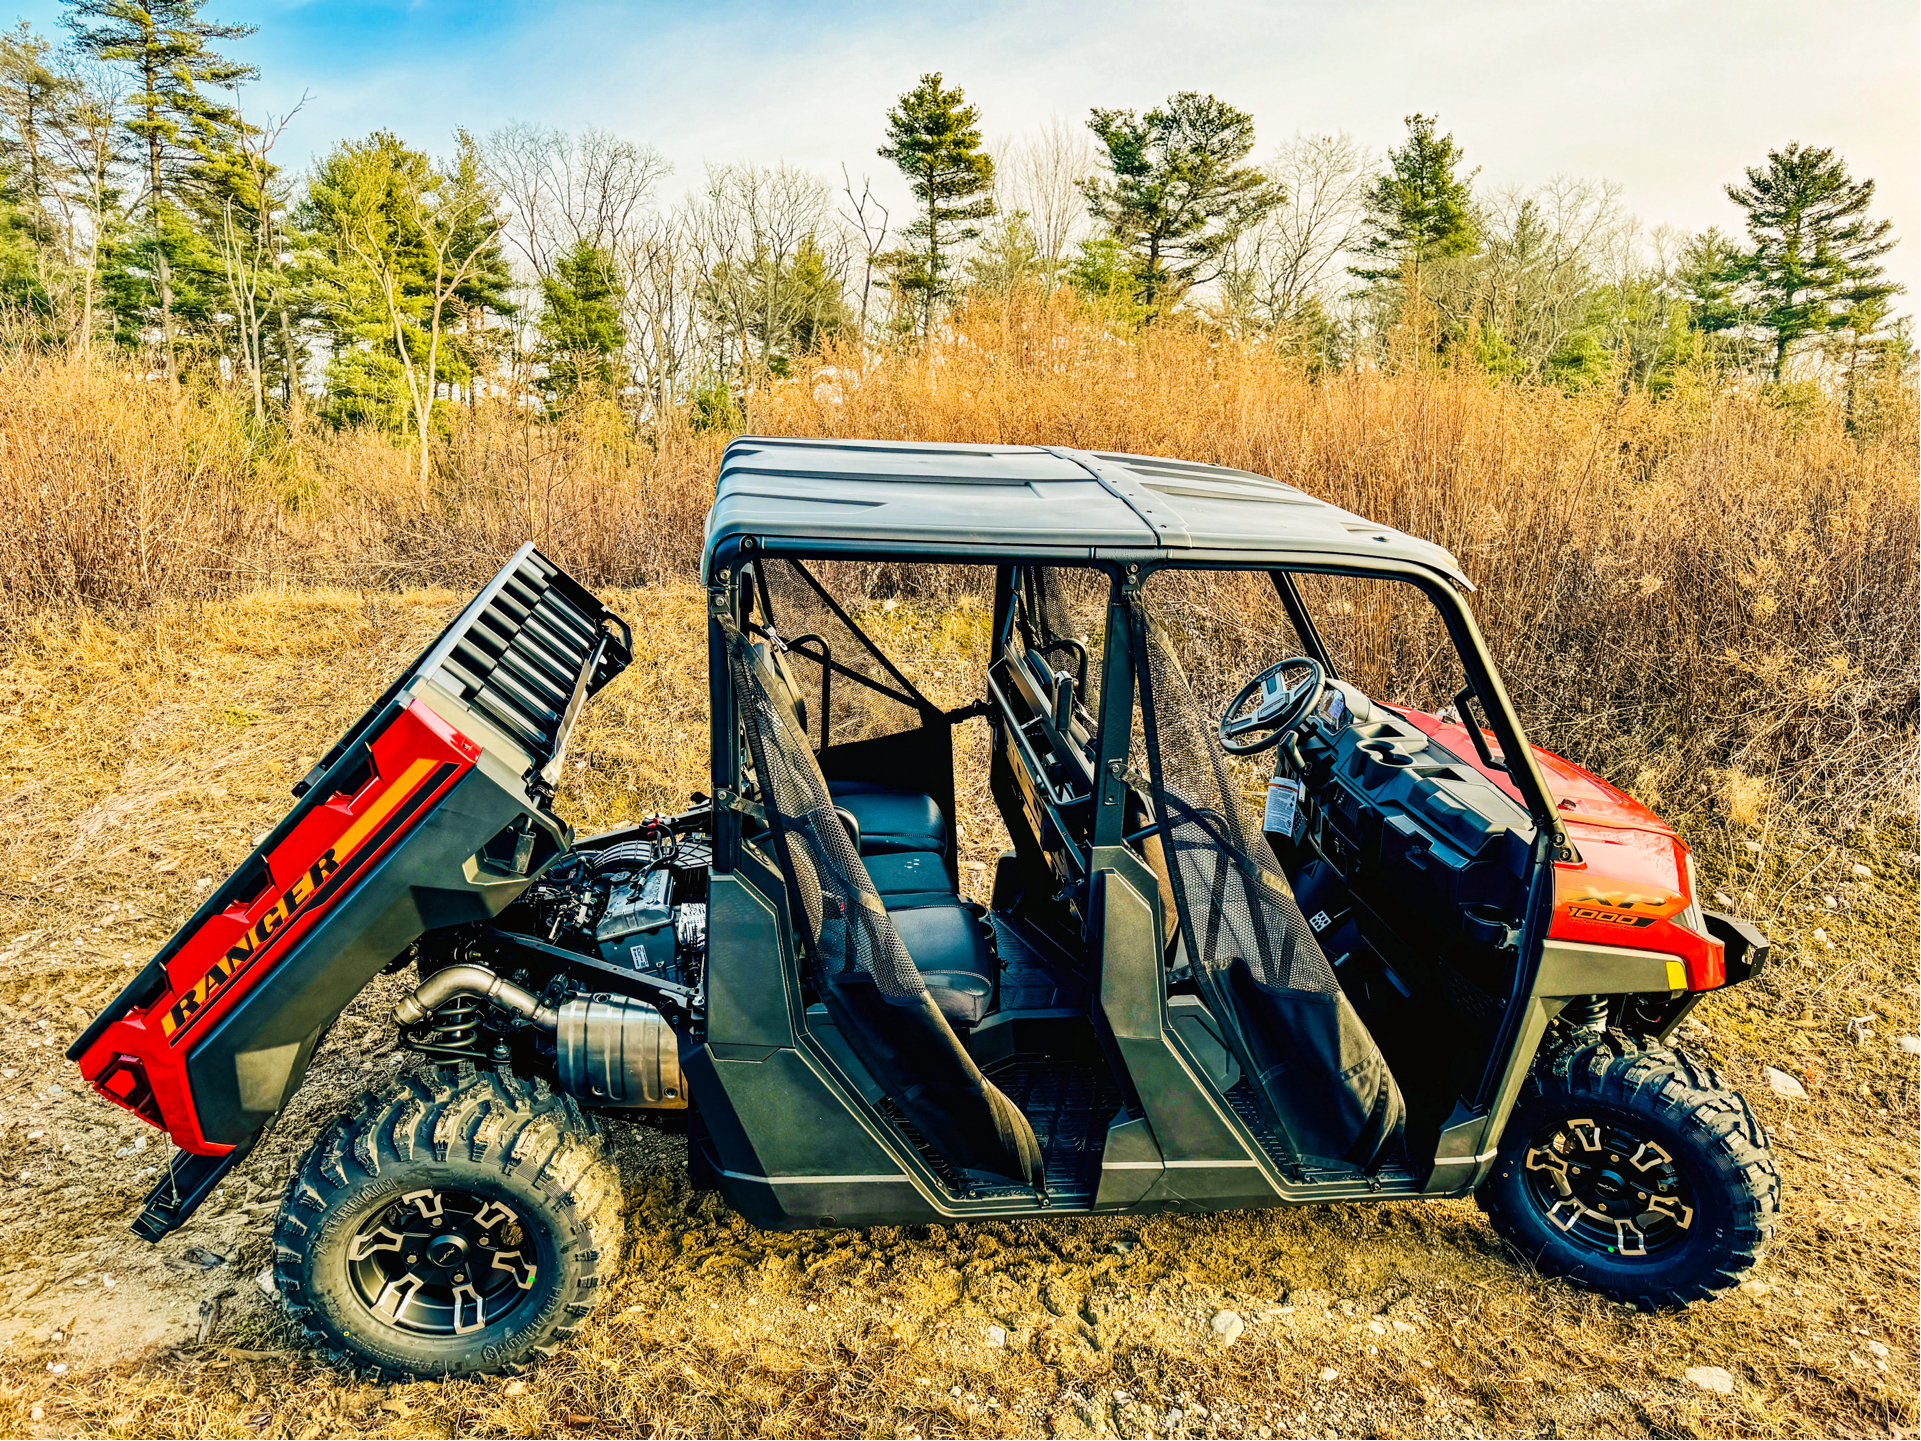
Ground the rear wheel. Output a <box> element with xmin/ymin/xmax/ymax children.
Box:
<box><xmin>1478</xmin><ymin>1034</ymin><xmax>1779</xmax><ymax>1307</ymax></box>
<box><xmin>273</xmin><ymin>1064</ymin><xmax>624</xmax><ymax>1376</ymax></box>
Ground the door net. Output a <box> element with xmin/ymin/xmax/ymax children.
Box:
<box><xmin>750</xmin><ymin>559</ymin><xmax>937</xmax><ymax>750</ymax></box>
<box><xmin>1131</xmin><ymin>605</ymin><xmax>1405</xmax><ymax>1169</ymax></box>
<box><xmin>726</xmin><ymin>623</ymin><xmax>1042</xmax><ymax>1188</ymax></box>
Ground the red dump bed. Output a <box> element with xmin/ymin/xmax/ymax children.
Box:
<box><xmin>67</xmin><ymin>545</ymin><xmax>629</xmax><ymax>1234</ymax></box>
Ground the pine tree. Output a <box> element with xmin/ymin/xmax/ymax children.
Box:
<box><xmin>63</xmin><ymin>0</ymin><xmax>256</xmax><ymax>380</ymax></box>
<box><xmin>877</xmin><ymin>73</ymin><xmax>993</xmax><ymax>334</ymax></box>
<box><xmin>537</xmin><ymin>240</ymin><xmax>624</xmax><ymax>403</ymax></box>
<box><xmin>1351</xmin><ymin>114</ymin><xmax>1478</xmax><ymax>283</ymax></box>
<box><xmin>1723</xmin><ymin>142</ymin><xmax>1899</xmax><ymax>381</ymax></box>
<box><xmin>1081</xmin><ymin>92</ymin><xmax>1278</xmax><ymax>317</ymax></box>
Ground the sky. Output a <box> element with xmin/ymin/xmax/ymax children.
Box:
<box><xmin>17</xmin><ymin>0</ymin><xmax>1920</xmax><ymax>306</ymax></box>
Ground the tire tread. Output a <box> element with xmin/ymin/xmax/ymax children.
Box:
<box><xmin>270</xmin><ymin>1065</ymin><xmax>624</xmax><ymax>1378</ymax></box>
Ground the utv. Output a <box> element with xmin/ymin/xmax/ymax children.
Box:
<box><xmin>71</xmin><ymin>438</ymin><xmax>1779</xmax><ymax>1376</ymax></box>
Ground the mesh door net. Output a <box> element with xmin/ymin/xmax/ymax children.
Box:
<box><xmin>753</xmin><ymin>559</ymin><xmax>937</xmax><ymax>750</ymax></box>
<box><xmin>726</xmin><ymin>624</ymin><xmax>1042</xmax><ymax>1190</ymax></box>
<box><xmin>1132</xmin><ymin>606</ymin><xmax>1405</xmax><ymax>1170</ymax></box>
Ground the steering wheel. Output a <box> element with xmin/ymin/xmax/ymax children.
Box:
<box><xmin>1218</xmin><ymin>656</ymin><xmax>1327</xmax><ymax>755</ymax></box>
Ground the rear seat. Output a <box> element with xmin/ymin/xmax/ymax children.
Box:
<box><xmin>827</xmin><ymin>780</ymin><xmax>947</xmax><ymax>856</ymax></box>
<box><xmin>754</xmin><ymin>641</ymin><xmax>993</xmax><ymax>1028</ymax></box>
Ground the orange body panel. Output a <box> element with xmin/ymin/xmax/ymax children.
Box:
<box><xmin>1390</xmin><ymin>709</ymin><xmax>1724</xmax><ymax>991</ymax></box>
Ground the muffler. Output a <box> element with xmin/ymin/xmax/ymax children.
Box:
<box><xmin>555</xmin><ymin>993</ymin><xmax>686</xmax><ymax>1107</ymax></box>
<box><xmin>395</xmin><ymin>967</ymin><xmax>686</xmax><ymax>1109</ymax></box>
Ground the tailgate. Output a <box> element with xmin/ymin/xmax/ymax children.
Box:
<box><xmin>68</xmin><ymin>544</ymin><xmax>630</xmax><ymax>1159</ymax></box>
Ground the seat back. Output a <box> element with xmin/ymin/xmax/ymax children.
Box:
<box><xmin>1131</xmin><ymin>609</ymin><xmax>1405</xmax><ymax>1169</ymax></box>
<box><xmin>727</xmin><ymin>624</ymin><xmax>1042</xmax><ymax>1189</ymax></box>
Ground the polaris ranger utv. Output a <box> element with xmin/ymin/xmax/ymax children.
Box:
<box><xmin>70</xmin><ymin>438</ymin><xmax>1779</xmax><ymax>1377</ymax></box>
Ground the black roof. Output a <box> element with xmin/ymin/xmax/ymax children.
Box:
<box><xmin>707</xmin><ymin>437</ymin><xmax>1468</xmax><ymax>584</ymax></box>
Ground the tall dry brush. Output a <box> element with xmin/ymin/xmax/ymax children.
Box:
<box><xmin>0</xmin><ymin>291</ymin><xmax>1912</xmax><ymax>834</ymax></box>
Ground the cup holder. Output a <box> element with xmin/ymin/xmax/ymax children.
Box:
<box><xmin>1358</xmin><ymin>740</ymin><xmax>1415</xmax><ymax>773</ymax></box>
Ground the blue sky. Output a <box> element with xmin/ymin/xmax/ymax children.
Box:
<box><xmin>17</xmin><ymin>0</ymin><xmax>1920</xmax><ymax>305</ymax></box>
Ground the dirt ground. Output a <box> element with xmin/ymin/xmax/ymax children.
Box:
<box><xmin>0</xmin><ymin>587</ymin><xmax>1914</xmax><ymax>1440</ymax></box>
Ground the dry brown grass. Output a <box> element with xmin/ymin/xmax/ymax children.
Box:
<box><xmin>0</xmin><ymin>587</ymin><xmax>1913</xmax><ymax>1441</ymax></box>
<box><xmin>1</xmin><ymin>293</ymin><xmax>1912</xmax><ymax>832</ymax></box>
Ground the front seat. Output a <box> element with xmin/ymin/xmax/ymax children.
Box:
<box><xmin>1132</xmin><ymin>613</ymin><xmax>1405</xmax><ymax>1170</ymax></box>
<box><xmin>729</xmin><ymin>625</ymin><xmax>1040</xmax><ymax>1188</ymax></box>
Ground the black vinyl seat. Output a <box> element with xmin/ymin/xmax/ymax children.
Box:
<box><xmin>863</xmin><ymin>857</ymin><xmax>995</xmax><ymax>1029</ymax></box>
<box><xmin>862</xmin><ymin>851</ymin><xmax>956</xmax><ymax>908</ymax></box>
<box><xmin>753</xmin><ymin>643</ymin><xmax>946</xmax><ymax>860</ymax></box>
<box><xmin>827</xmin><ymin>780</ymin><xmax>947</xmax><ymax>856</ymax></box>
<box><xmin>889</xmin><ymin>904</ymin><xmax>995</xmax><ymax>1029</ymax></box>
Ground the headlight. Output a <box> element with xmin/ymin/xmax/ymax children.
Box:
<box><xmin>1675</xmin><ymin>854</ymin><xmax>1708</xmax><ymax>936</ymax></box>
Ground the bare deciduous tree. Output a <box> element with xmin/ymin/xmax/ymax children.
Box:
<box><xmin>211</xmin><ymin>95</ymin><xmax>301</xmax><ymax>428</ymax></box>
<box><xmin>483</xmin><ymin>122</ymin><xmax>670</xmax><ymax>394</ymax></box>
<box><xmin>614</xmin><ymin>204</ymin><xmax>704</xmax><ymax>413</ymax></box>
<box><xmin>484</xmin><ymin>122</ymin><xmax>669</xmax><ymax>276</ymax></box>
<box><xmin>1473</xmin><ymin>175</ymin><xmax>1630</xmax><ymax>370</ymax></box>
<box><xmin>839</xmin><ymin>164</ymin><xmax>890</xmax><ymax>338</ymax></box>
<box><xmin>994</xmin><ymin>114</ymin><xmax>1097</xmax><ymax>283</ymax></box>
<box><xmin>45</xmin><ymin>55</ymin><xmax>123</xmax><ymax>352</ymax></box>
<box><xmin>692</xmin><ymin>162</ymin><xmax>842</xmax><ymax>385</ymax></box>
<box><xmin>1210</xmin><ymin>132</ymin><xmax>1372</xmax><ymax>347</ymax></box>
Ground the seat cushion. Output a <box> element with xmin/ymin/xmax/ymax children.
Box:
<box><xmin>827</xmin><ymin>780</ymin><xmax>946</xmax><ymax>856</ymax></box>
<box><xmin>888</xmin><ymin>901</ymin><xmax>996</xmax><ymax>1029</ymax></box>
<box><xmin>863</xmin><ymin>851</ymin><xmax>957</xmax><ymax>909</ymax></box>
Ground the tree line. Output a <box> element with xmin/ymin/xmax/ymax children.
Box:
<box><xmin>0</xmin><ymin>2</ymin><xmax>1907</xmax><ymax>477</ymax></box>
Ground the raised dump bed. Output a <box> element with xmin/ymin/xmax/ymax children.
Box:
<box><xmin>67</xmin><ymin>543</ymin><xmax>630</xmax><ymax>1237</ymax></box>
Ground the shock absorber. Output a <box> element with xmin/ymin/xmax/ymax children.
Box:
<box><xmin>1565</xmin><ymin>995</ymin><xmax>1609</xmax><ymax>1033</ymax></box>
<box><xmin>398</xmin><ymin>987</ymin><xmax>494</xmax><ymax>1060</ymax></box>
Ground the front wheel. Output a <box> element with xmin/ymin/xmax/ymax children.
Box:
<box><xmin>1477</xmin><ymin>1036</ymin><xmax>1779</xmax><ymax>1307</ymax></box>
<box><xmin>273</xmin><ymin>1064</ymin><xmax>624</xmax><ymax>1377</ymax></box>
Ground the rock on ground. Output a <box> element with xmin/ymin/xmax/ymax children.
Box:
<box><xmin>1766</xmin><ymin>1066</ymin><xmax>1809</xmax><ymax>1099</ymax></box>
<box><xmin>1685</xmin><ymin>1365</ymin><xmax>1735</xmax><ymax>1395</ymax></box>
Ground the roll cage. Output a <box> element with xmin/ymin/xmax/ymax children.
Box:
<box><xmin>705</xmin><ymin>535</ymin><xmax>1570</xmax><ymax>1193</ymax></box>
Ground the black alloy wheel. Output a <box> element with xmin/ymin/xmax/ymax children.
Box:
<box><xmin>274</xmin><ymin>1064</ymin><xmax>624</xmax><ymax>1377</ymax></box>
<box><xmin>1478</xmin><ymin>1033</ymin><xmax>1780</xmax><ymax>1307</ymax></box>
<box><xmin>1518</xmin><ymin>1115</ymin><xmax>1695</xmax><ymax>1260</ymax></box>
<box><xmin>345</xmin><ymin>1188</ymin><xmax>542</xmax><ymax>1337</ymax></box>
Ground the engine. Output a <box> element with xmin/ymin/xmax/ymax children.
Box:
<box><xmin>394</xmin><ymin>814</ymin><xmax>711</xmax><ymax>1109</ymax></box>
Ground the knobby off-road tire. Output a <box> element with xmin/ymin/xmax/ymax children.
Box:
<box><xmin>272</xmin><ymin>1064</ymin><xmax>625</xmax><ymax>1377</ymax></box>
<box><xmin>1478</xmin><ymin>1033</ymin><xmax>1780</xmax><ymax>1308</ymax></box>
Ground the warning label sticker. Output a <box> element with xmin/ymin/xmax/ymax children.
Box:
<box><xmin>1264</xmin><ymin>777</ymin><xmax>1306</xmax><ymax>840</ymax></box>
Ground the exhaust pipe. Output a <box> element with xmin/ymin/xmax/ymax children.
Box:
<box><xmin>394</xmin><ymin>964</ymin><xmax>559</xmax><ymax>1030</ymax></box>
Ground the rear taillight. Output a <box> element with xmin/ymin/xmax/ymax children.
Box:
<box><xmin>94</xmin><ymin>1054</ymin><xmax>165</xmax><ymax>1129</ymax></box>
